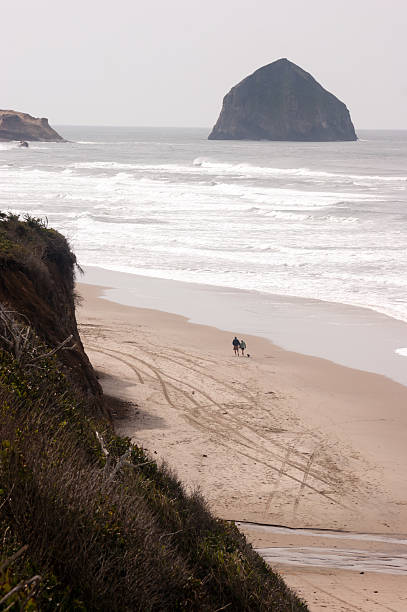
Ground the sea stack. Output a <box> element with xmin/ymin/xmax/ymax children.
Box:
<box><xmin>209</xmin><ymin>58</ymin><xmax>357</xmax><ymax>141</ymax></box>
<box><xmin>0</xmin><ymin>110</ymin><xmax>64</xmax><ymax>141</ymax></box>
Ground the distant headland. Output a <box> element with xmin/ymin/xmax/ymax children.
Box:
<box><xmin>0</xmin><ymin>109</ymin><xmax>64</xmax><ymax>142</ymax></box>
<box><xmin>209</xmin><ymin>58</ymin><xmax>357</xmax><ymax>142</ymax></box>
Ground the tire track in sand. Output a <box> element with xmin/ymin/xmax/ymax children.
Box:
<box><xmin>265</xmin><ymin>439</ymin><xmax>303</xmax><ymax>514</ymax></box>
<box><xmin>116</xmin><ymin>345</ymin><xmax>338</xmax><ymax>490</ymax></box>
<box><xmin>102</xmin><ymin>346</ymin><xmax>332</xmax><ymax>486</ymax></box>
<box><xmin>88</xmin><ymin>346</ymin><xmax>145</xmax><ymax>384</ymax></box>
<box><xmin>300</xmin><ymin>577</ymin><xmax>393</xmax><ymax>612</ymax></box>
<box><xmin>344</xmin><ymin>584</ymin><xmax>400</xmax><ymax>612</ymax></box>
<box><xmin>293</xmin><ymin>445</ymin><xmax>321</xmax><ymax>518</ymax></box>
<box><xmin>90</xmin><ymin>345</ymin><xmax>348</xmax><ymax>510</ymax></box>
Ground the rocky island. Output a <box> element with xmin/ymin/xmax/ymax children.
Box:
<box><xmin>0</xmin><ymin>109</ymin><xmax>64</xmax><ymax>141</ymax></box>
<box><xmin>209</xmin><ymin>58</ymin><xmax>357</xmax><ymax>141</ymax></box>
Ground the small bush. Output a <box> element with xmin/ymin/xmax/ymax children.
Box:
<box><xmin>0</xmin><ymin>349</ymin><xmax>307</xmax><ymax>610</ymax></box>
<box><xmin>0</xmin><ymin>218</ymin><xmax>308</xmax><ymax>610</ymax></box>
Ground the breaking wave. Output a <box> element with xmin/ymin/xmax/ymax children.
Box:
<box><xmin>1</xmin><ymin>126</ymin><xmax>407</xmax><ymax>326</ymax></box>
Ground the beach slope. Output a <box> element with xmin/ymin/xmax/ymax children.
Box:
<box><xmin>78</xmin><ymin>282</ymin><xmax>407</xmax><ymax>611</ymax></box>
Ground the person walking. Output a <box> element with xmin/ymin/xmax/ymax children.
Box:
<box><xmin>232</xmin><ymin>336</ymin><xmax>240</xmax><ymax>356</ymax></box>
<box><xmin>239</xmin><ymin>339</ymin><xmax>246</xmax><ymax>356</ymax></box>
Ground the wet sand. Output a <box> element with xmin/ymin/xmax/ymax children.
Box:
<box><xmin>77</xmin><ymin>279</ymin><xmax>407</xmax><ymax>611</ymax></box>
<box><xmin>83</xmin><ymin>265</ymin><xmax>407</xmax><ymax>387</ymax></box>
<box><xmin>238</xmin><ymin>522</ymin><xmax>407</xmax><ymax>610</ymax></box>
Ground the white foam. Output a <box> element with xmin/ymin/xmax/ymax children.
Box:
<box><xmin>2</xmin><ymin>133</ymin><xmax>407</xmax><ymax>329</ymax></box>
<box><xmin>69</xmin><ymin>158</ymin><xmax>406</xmax><ymax>185</ymax></box>
<box><xmin>395</xmin><ymin>348</ymin><xmax>407</xmax><ymax>357</ymax></box>
<box><xmin>193</xmin><ymin>159</ymin><xmax>407</xmax><ymax>183</ymax></box>
<box><xmin>71</xmin><ymin>161</ymin><xmax>140</xmax><ymax>170</ymax></box>
<box><xmin>0</xmin><ymin>142</ymin><xmax>19</xmax><ymax>151</ymax></box>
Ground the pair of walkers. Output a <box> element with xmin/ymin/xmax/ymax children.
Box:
<box><xmin>232</xmin><ymin>336</ymin><xmax>246</xmax><ymax>356</ymax></box>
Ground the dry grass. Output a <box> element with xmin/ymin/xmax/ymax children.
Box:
<box><xmin>0</xmin><ymin>216</ymin><xmax>308</xmax><ymax>610</ymax></box>
<box><xmin>0</xmin><ymin>345</ymin><xmax>307</xmax><ymax>610</ymax></box>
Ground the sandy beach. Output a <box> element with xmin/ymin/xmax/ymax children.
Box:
<box><xmin>77</xmin><ymin>280</ymin><xmax>407</xmax><ymax>611</ymax></box>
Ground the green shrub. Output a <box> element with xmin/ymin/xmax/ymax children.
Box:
<box><xmin>0</xmin><ymin>218</ymin><xmax>308</xmax><ymax>610</ymax></box>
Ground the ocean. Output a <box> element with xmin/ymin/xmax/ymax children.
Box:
<box><xmin>1</xmin><ymin>125</ymin><xmax>406</xmax><ymax>324</ymax></box>
<box><xmin>1</xmin><ymin>126</ymin><xmax>406</xmax><ymax>325</ymax></box>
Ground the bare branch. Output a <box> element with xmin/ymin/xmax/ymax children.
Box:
<box><xmin>0</xmin><ymin>575</ymin><xmax>42</xmax><ymax>605</ymax></box>
<box><xmin>124</xmin><ymin>459</ymin><xmax>156</xmax><ymax>469</ymax></box>
<box><xmin>107</xmin><ymin>448</ymin><xmax>131</xmax><ymax>480</ymax></box>
<box><xmin>0</xmin><ymin>545</ymin><xmax>28</xmax><ymax>573</ymax></box>
<box><xmin>0</xmin><ymin>305</ymin><xmax>75</xmax><ymax>367</ymax></box>
<box><xmin>95</xmin><ymin>431</ymin><xmax>109</xmax><ymax>457</ymax></box>
<box><xmin>31</xmin><ymin>335</ymin><xmax>74</xmax><ymax>361</ymax></box>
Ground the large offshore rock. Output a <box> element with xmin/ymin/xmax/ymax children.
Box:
<box><xmin>0</xmin><ymin>109</ymin><xmax>64</xmax><ymax>141</ymax></box>
<box><xmin>209</xmin><ymin>58</ymin><xmax>357</xmax><ymax>141</ymax></box>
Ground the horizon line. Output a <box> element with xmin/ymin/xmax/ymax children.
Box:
<box><xmin>54</xmin><ymin>124</ymin><xmax>407</xmax><ymax>131</ymax></box>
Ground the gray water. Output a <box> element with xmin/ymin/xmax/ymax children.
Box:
<box><xmin>2</xmin><ymin>126</ymin><xmax>407</xmax><ymax>381</ymax></box>
<box><xmin>83</xmin><ymin>266</ymin><xmax>407</xmax><ymax>386</ymax></box>
<box><xmin>236</xmin><ymin>522</ymin><xmax>407</xmax><ymax>575</ymax></box>
<box><xmin>1</xmin><ymin>127</ymin><xmax>407</xmax><ymax>322</ymax></box>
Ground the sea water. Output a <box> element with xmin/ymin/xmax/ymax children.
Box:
<box><xmin>1</xmin><ymin>126</ymin><xmax>407</xmax><ymax>372</ymax></box>
<box><xmin>1</xmin><ymin>126</ymin><xmax>406</xmax><ymax>323</ymax></box>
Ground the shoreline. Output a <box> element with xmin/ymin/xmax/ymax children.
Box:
<box><xmin>77</xmin><ymin>279</ymin><xmax>407</xmax><ymax>532</ymax></box>
<box><xmin>83</xmin><ymin>265</ymin><xmax>407</xmax><ymax>387</ymax></box>
<box><xmin>77</xmin><ymin>279</ymin><xmax>407</xmax><ymax>610</ymax></box>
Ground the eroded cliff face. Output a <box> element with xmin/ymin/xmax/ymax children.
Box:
<box><xmin>0</xmin><ymin>215</ymin><xmax>101</xmax><ymax>402</ymax></box>
<box><xmin>209</xmin><ymin>58</ymin><xmax>357</xmax><ymax>142</ymax></box>
<box><xmin>0</xmin><ymin>110</ymin><xmax>64</xmax><ymax>141</ymax></box>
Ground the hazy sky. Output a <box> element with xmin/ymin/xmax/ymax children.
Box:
<box><xmin>2</xmin><ymin>0</ymin><xmax>406</xmax><ymax>128</ymax></box>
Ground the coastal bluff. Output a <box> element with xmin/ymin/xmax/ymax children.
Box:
<box><xmin>0</xmin><ymin>213</ymin><xmax>102</xmax><ymax>403</ymax></box>
<box><xmin>0</xmin><ymin>109</ymin><xmax>64</xmax><ymax>141</ymax></box>
<box><xmin>209</xmin><ymin>58</ymin><xmax>357</xmax><ymax>141</ymax></box>
<box><xmin>0</xmin><ymin>214</ymin><xmax>308</xmax><ymax>610</ymax></box>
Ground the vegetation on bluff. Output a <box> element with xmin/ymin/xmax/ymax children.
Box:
<box><xmin>0</xmin><ymin>213</ymin><xmax>102</xmax><ymax>404</ymax></box>
<box><xmin>0</xmin><ymin>214</ymin><xmax>308</xmax><ymax>610</ymax></box>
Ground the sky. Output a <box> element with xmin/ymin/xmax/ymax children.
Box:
<box><xmin>1</xmin><ymin>0</ymin><xmax>406</xmax><ymax>129</ymax></box>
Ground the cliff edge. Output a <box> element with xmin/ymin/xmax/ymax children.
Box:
<box><xmin>0</xmin><ymin>109</ymin><xmax>64</xmax><ymax>141</ymax></box>
<box><xmin>0</xmin><ymin>213</ymin><xmax>101</xmax><ymax>402</ymax></box>
<box><xmin>0</xmin><ymin>214</ymin><xmax>308</xmax><ymax>611</ymax></box>
<box><xmin>209</xmin><ymin>58</ymin><xmax>357</xmax><ymax>141</ymax></box>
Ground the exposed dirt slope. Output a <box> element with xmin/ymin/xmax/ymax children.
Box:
<box><xmin>0</xmin><ymin>213</ymin><xmax>102</xmax><ymax>405</ymax></box>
